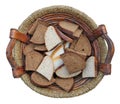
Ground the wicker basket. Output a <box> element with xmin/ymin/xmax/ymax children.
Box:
<box><xmin>6</xmin><ymin>5</ymin><xmax>114</xmax><ymax>98</ymax></box>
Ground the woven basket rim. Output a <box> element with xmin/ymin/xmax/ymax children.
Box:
<box><xmin>13</xmin><ymin>5</ymin><xmax>107</xmax><ymax>98</ymax></box>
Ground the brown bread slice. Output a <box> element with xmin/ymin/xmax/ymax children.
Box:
<box><xmin>59</xmin><ymin>21</ymin><xmax>79</xmax><ymax>34</ymax></box>
<box><xmin>31</xmin><ymin>72</ymin><xmax>55</xmax><ymax>87</ymax></box>
<box><xmin>23</xmin><ymin>44</ymin><xmax>34</xmax><ymax>55</ymax></box>
<box><xmin>25</xmin><ymin>51</ymin><xmax>43</xmax><ymax>71</ymax></box>
<box><xmin>74</xmin><ymin>34</ymin><xmax>91</xmax><ymax>56</ymax></box>
<box><xmin>30</xmin><ymin>22</ymin><xmax>48</xmax><ymax>44</ymax></box>
<box><xmin>61</xmin><ymin>52</ymin><xmax>86</xmax><ymax>74</ymax></box>
<box><xmin>28</xmin><ymin>19</ymin><xmax>39</xmax><ymax>35</ymax></box>
<box><xmin>73</xmin><ymin>29</ymin><xmax>83</xmax><ymax>38</ymax></box>
<box><xmin>56</xmin><ymin>65</ymin><xmax>82</xmax><ymax>78</ymax></box>
<box><xmin>34</xmin><ymin>45</ymin><xmax>47</xmax><ymax>51</ymax></box>
<box><xmin>65</xmin><ymin>48</ymin><xmax>87</xmax><ymax>60</ymax></box>
<box><xmin>55</xmin><ymin>77</ymin><xmax>74</xmax><ymax>92</ymax></box>
<box><xmin>70</xmin><ymin>40</ymin><xmax>78</xmax><ymax>49</ymax></box>
<box><xmin>55</xmin><ymin>27</ymin><xmax>73</xmax><ymax>43</ymax></box>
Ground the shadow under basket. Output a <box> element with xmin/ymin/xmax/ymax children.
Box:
<box><xmin>6</xmin><ymin>5</ymin><xmax>114</xmax><ymax>98</ymax></box>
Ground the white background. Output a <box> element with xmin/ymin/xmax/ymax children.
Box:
<box><xmin>0</xmin><ymin>0</ymin><xmax>119</xmax><ymax>104</ymax></box>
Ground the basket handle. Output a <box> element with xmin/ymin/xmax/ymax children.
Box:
<box><xmin>93</xmin><ymin>25</ymin><xmax>114</xmax><ymax>75</ymax></box>
<box><xmin>6</xmin><ymin>29</ymin><xmax>29</xmax><ymax>78</ymax></box>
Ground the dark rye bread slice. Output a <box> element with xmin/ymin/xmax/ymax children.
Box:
<box><xmin>61</xmin><ymin>52</ymin><xmax>86</xmax><ymax>74</ymax></box>
<box><xmin>59</xmin><ymin>21</ymin><xmax>79</xmax><ymax>34</ymax></box>
<box><xmin>25</xmin><ymin>51</ymin><xmax>43</xmax><ymax>71</ymax></box>
<box><xmin>55</xmin><ymin>27</ymin><xmax>73</xmax><ymax>43</ymax></box>
<box><xmin>70</xmin><ymin>40</ymin><xmax>78</xmax><ymax>49</ymax></box>
<box><xmin>34</xmin><ymin>44</ymin><xmax>47</xmax><ymax>51</ymax></box>
<box><xmin>73</xmin><ymin>29</ymin><xmax>83</xmax><ymax>38</ymax></box>
<box><xmin>23</xmin><ymin>44</ymin><xmax>34</xmax><ymax>55</ymax></box>
<box><xmin>65</xmin><ymin>48</ymin><xmax>87</xmax><ymax>60</ymax></box>
<box><xmin>30</xmin><ymin>21</ymin><xmax>48</xmax><ymax>44</ymax></box>
<box><xmin>55</xmin><ymin>77</ymin><xmax>74</xmax><ymax>92</ymax></box>
<box><xmin>31</xmin><ymin>72</ymin><xmax>55</xmax><ymax>87</ymax></box>
<box><xmin>28</xmin><ymin>19</ymin><xmax>39</xmax><ymax>35</ymax></box>
<box><xmin>58</xmin><ymin>21</ymin><xmax>79</xmax><ymax>39</ymax></box>
<box><xmin>74</xmin><ymin>34</ymin><xmax>91</xmax><ymax>56</ymax></box>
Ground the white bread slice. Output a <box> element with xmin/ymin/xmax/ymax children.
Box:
<box><xmin>36</xmin><ymin>56</ymin><xmax>54</xmax><ymax>80</ymax></box>
<box><xmin>82</xmin><ymin>56</ymin><xmax>96</xmax><ymax>78</ymax></box>
<box><xmin>64</xmin><ymin>42</ymin><xmax>70</xmax><ymax>49</ymax></box>
<box><xmin>51</xmin><ymin>45</ymin><xmax>64</xmax><ymax>58</ymax></box>
<box><xmin>45</xmin><ymin>44</ymin><xmax>62</xmax><ymax>56</ymax></box>
<box><xmin>45</xmin><ymin>26</ymin><xmax>62</xmax><ymax>51</ymax></box>
<box><xmin>56</xmin><ymin>65</ymin><xmax>82</xmax><ymax>78</ymax></box>
<box><xmin>53</xmin><ymin>56</ymin><xmax>64</xmax><ymax>71</ymax></box>
<box><xmin>59</xmin><ymin>21</ymin><xmax>79</xmax><ymax>33</ymax></box>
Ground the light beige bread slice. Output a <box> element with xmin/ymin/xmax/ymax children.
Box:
<box><xmin>25</xmin><ymin>51</ymin><xmax>43</xmax><ymax>71</ymax></box>
<box><xmin>64</xmin><ymin>42</ymin><xmax>70</xmax><ymax>49</ymax></box>
<box><xmin>45</xmin><ymin>26</ymin><xmax>62</xmax><ymax>51</ymax></box>
<box><xmin>31</xmin><ymin>72</ymin><xmax>55</xmax><ymax>87</ymax></box>
<box><xmin>61</xmin><ymin>52</ymin><xmax>86</xmax><ymax>74</ymax></box>
<box><xmin>30</xmin><ymin>22</ymin><xmax>48</xmax><ymax>44</ymax></box>
<box><xmin>53</xmin><ymin>56</ymin><xmax>64</xmax><ymax>71</ymax></box>
<box><xmin>55</xmin><ymin>77</ymin><xmax>74</xmax><ymax>92</ymax></box>
<box><xmin>36</xmin><ymin>56</ymin><xmax>54</xmax><ymax>80</ymax></box>
<box><xmin>59</xmin><ymin>21</ymin><xmax>79</xmax><ymax>35</ymax></box>
<box><xmin>82</xmin><ymin>56</ymin><xmax>97</xmax><ymax>78</ymax></box>
<box><xmin>74</xmin><ymin>34</ymin><xmax>91</xmax><ymax>56</ymax></box>
<box><xmin>51</xmin><ymin>45</ymin><xmax>64</xmax><ymax>58</ymax></box>
<box><xmin>56</xmin><ymin>65</ymin><xmax>82</xmax><ymax>78</ymax></box>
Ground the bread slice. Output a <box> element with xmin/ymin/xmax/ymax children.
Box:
<box><xmin>25</xmin><ymin>51</ymin><xmax>43</xmax><ymax>71</ymax></box>
<box><xmin>31</xmin><ymin>72</ymin><xmax>55</xmax><ymax>87</ymax></box>
<box><xmin>55</xmin><ymin>77</ymin><xmax>74</xmax><ymax>92</ymax></box>
<box><xmin>45</xmin><ymin>26</ymin><xmax>62</xmax><ymax>51</ymax></box>
<box><xmin>56</xmin><ymin>65</ymin><xmax>82</xmax><ymax>78</ymax></box>
<box><xmin>45</xmin><ymin>44</ymin><xmax>61</xmax><ymax>56</ymax></box>
<box><xmin>30</xmin><ymin>22</ymin><xmax>48</xmax><ymax>44</ymax></box>
<box><xmin>65</xmin><ymin>48</ymin><xmax>87</xmax><ymax>60</ymax></box>
<box><xmin>74</xmin><ymin>34</ymin><xmax>91</xmax><ymax>56</ymax></box>
<box><xmin>55</xmin><ymin>27</ymin><xmax>73</xmax><ymax>43</ymax></box>
<box><xmin>59</xmin><ymin>21</ymin><xmax>79</xmax><ymax>34</ymax></box>
<box><xmin>51</xmin><ymin>45</ymin><xmax>64</xmax><ymax>58</ymax></box>
<box><xmin>28</xmin><ymin>19</ymin><xmax>38</xmax><ymax>35</ymax></box>
<box><xmin>70</xmin><ymin>40</ymin><xmax>77</xmax><ymax>49</ymax></box>
<box><xmin>23</xmin><ymin>44</ymin><xmax>34</xmax><ymax>55</ymax></box>
<box><xmin>82</xmin><ymin>56</ymin><xmax>96</xmax><ymax>78</ymax></box>
<box><xmin>36</xmin><ymin>56</ymin><xmax>54</xmax><ymax>80</ymax></box>
<box><xmin>64</xmin><ymin>42</ymin><xmax>70</xmax><ymax>49</ymax></box>
<box><xmin>34</xmin><ymin>45</ymin><xmax>47</xmax><ymax>51</ymax></box>
<box><xmin>53</xmin><ymin>56</ymin><xmax>64</xmax><ymax>71</ymax></box>
<box><xmin>73</xmin><ymin>29</ymin><xmax>83</xmax><ymax>38</ymax></box>
<box><xmin>61</xmin><ymin>52</ymin><xmax>86</xmax><ymax>74</ymax></box>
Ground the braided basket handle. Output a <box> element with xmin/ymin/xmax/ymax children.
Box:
<box><xmin>6</xmin><ymin>29</ymin><xmax>29</xmax><ymax>78</ymax></box>
<box><xmin>93</xmin><ymin>25</ymin><xmax>115</xmax><ymax>75</ymax></box>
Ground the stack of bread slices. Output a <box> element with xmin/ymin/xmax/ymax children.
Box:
<box><xmin>23</xmin><ymin>19</ymin><xmax>97</xmax><ymax>92</ymax></box>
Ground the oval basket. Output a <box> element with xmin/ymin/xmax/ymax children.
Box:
<box><xmin>7</xmin><ymin>5</ymin><xmax>114</xmax><ymax>98</ymax></box>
